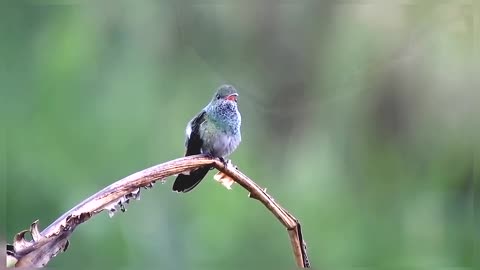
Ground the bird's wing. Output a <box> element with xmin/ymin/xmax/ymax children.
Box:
<box><xmin>184</xmin><ymin>110</ymin><xmax>206</xmax><ymax>156</ymax></box>
<box><xmin>173</xmin><ymin>111</ymin><xmax>209</xmax><ymax>192</ymax></box>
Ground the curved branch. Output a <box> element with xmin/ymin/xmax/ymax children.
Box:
<box><xmin>7</xmin><ymin>155</ymin><xmax>310</xmax><ymax>268</ymax></box>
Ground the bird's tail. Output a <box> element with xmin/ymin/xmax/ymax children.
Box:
<box><xmin>172</xmin><ymin>166</ymin><xmax>211</xmax><ymax>192</ymax></box>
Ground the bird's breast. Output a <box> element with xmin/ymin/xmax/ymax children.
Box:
<box><xmin>200</xmin><ymin>120</ymin><xmax>241</xmax><ymax>157</ymax></box>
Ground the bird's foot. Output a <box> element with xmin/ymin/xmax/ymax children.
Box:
<box><xmin>204</xmin><ymin>154</ymin><xmax>229</xmax><ymax>168</ymax></box>
<box><xmin>205</xmin><ymin>153</ymin><xmax>216</xmax><ymax>159</ymax></box>
<box><xmin>219</xmin><ymin>157</ymin><xmax>230</xmax><ymax>167</ymax></box>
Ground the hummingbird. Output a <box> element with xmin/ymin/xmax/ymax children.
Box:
<box><xmin>173</xmin><ymin>84</ymin><xmax>242</xmax><ymax>192</ymax></box>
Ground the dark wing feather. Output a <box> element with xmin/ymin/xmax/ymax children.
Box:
<box><xmin>185</xmin><ymin>111</ymin><xmax>206</xmax><ymax>156</ymax></box>
<box><xmin>173</xmin><ymin>111</ymin><xmax>210</xmax><ymax>193</ymax></box>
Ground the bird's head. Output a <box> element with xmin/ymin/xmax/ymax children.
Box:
<box><xmin>211</xmin><ymin>84</ymin><xmax>239</xmax><ymax>105</ymax></box>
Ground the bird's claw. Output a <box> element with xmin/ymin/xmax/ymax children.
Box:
<box><xmin>219</xmin><ymin>157</ymin><xmax>229</xmax><ymax>167</ymax></box>
<box><xmin>204</xmin><ymin>154</ymin><xmax>229</xmax><ymax>167</ymax></box>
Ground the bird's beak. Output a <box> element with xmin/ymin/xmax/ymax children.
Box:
<box><xmin>225</xmin><ymin>93</ymin><xmax>238</xmax><ymax>102</ymax></box>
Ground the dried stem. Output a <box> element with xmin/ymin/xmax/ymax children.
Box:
<box><xmin>7</xmin><ymin>155</ymin><xmax>310</xmax><ymax>268</ymax></box>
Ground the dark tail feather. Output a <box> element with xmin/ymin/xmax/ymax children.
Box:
<box><xmin>172</xmin><ymin>166</ymin><xmax>211</xmax><ymax>192</ymax></box>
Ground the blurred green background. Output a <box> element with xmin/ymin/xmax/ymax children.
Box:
<box><xmin>2</xmin><ymin>0</ymin><xmax>479</xmax><ymax>269</ymax></box>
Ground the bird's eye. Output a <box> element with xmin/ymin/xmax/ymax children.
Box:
<box><xmin>216</xmin><ymin>94</ymin><xmax>221</xmax><ymax>100</ymax></box>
